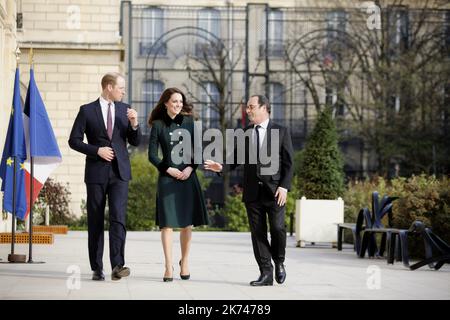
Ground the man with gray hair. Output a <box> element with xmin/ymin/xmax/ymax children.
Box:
<box><xmin>205</xmin><ymin>94</ymin><xmax>294</xmax><ymax>286</ymax></box>
<box><xmin>69</xmin><ymin>72</ymin><xmax>141</xmax><ymax>281</ymax></box>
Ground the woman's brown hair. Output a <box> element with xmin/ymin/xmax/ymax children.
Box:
<box><xmin>148</xmin><ymin>87</ymin><xmax>193</xmax><ymax>126</ymax></box>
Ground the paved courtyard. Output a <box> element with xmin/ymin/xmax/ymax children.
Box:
<box><xmin>0</xmin><ymin>231</ymin><xmax>448</xmax><ymax>300</ymax></box>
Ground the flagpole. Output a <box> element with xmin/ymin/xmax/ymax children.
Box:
<box><xmin>28</xmin><ymin>47</ymin><xmax>34</xmax><ymax>263</ymax></box>
<box><xmin>11</xmin><ymin>49</ymin><xmax>19</xmax><ymax>258</ymax></box>
<box><xmin>27</xmin><ymin>46</ymin><xmax>33</xmax><ymax>262</ymax></box>
<box><xmin>26</xmin><ymin>47</ymin><xmax>44</xmax><ymax>264</ymax></box>
<box><xmin>7</xmin><ymin>158</ymin><xmax>25</xmax><ymax>263</ymax></box>
<box><xmin>5</xmin><ymin>157</ymin><xmax>25</xmax><ymax>263</ymax></box>
<box><xmin>6</xmin><ymin>47</ymin><xmax>26</xmax><ymax>263</ymax></box>
<box><xmin>8</xmin><ymin>158</ymin><xmax>18</xmax><ymax>261</ymax></box>
<box><xmin>28</xmin><ymin>155</ymin><xmax>34</xmax><ymax>263</ymax></box>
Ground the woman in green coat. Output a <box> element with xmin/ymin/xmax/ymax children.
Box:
<box><xmin>148</xmin><ymin>87</ymin><xmax>209</xmax><ymax>282</ymax></box>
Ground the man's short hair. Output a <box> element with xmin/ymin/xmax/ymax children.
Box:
<box><xmin>101</xmin><ymin>72</ymin><xmax>124</xmax><ymax>90</ymax></box>
<box><xmin>251</xmin><ymin>95</ymin><xmax>271</xmax><ymax>114</ymax></box>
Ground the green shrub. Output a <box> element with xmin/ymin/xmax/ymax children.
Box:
<box><xmin>126</xmin><ymin>152</ymin><xmax>158</xmax><ymax>231</ymax></box>
<box><xmin>33</xmin><ymin>178</ymin><xmax>76</xmax><ymax>225</ymax></box>
<box><xmin>286</xmin><ymin>177</ymin><xmax>300</xmax><ymax>232</ymax></box>
<box><xmin>428</xmin><ymin>177</ymin><xmax>450</xmax><ymax>246</ymax></box>
<box><xmin>343</xmin><ymin>175</ymin><xmax>450</xmax><ymax>258</ymax></box>
<box><xmin>221</xmin><ymin>182</ymin><xmax>299</xmax><ymax>232</ymax></box>
<box><xmin>297</xmin><ymin>107</ymin><xmax>345</xmax><ymax>199</ymax></box>
<box><xmin>196</xmin><ymin>168</ymin><xmax>212</xmax><ymax>190</ymax></box>
<box><xmin>390</xmin><ymin>175</ymin><xmax>441</xmax><ymax>229</ymax></box>
<box><xmin>222</xmin><ymin>192</ymin><xmax>248</xmax><ymax>231</ymax></box>
<box><xmin>343</xmin><ymin>176</ymin><xmax>389</xmax><ymax>223</ymax></box>
<box><xmin>69</xmin><ymin>199</ymin><xmax>88</xmax><ymax>230</ymax></box>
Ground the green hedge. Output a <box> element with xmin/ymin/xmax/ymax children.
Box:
<box><xmin>33</xmin><ymin>178</ymin><xmax>76</xmax><ymax>226</ymax></box>
<box><xmin>221</xmin><ymin>181</ymin><xmax>299</xmax><ymax>232</ymax></box>
<box><xmin>126</xmin><ymin>151</ymin><xmax>158</xmax><ymax>230</ymax></box>
<box><xmin>343</xmin><ymin>175</ymin><xmax>450</xmax><ymax>257</ymax></box>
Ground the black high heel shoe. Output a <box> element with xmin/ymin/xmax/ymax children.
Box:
<box><xmin>179</xmin><ymin>260</ymin><xmax>190</xmax><ymax>280</ymax></box>
<box><xmin>163</xmin><ymin>266</ymin><xmax>173</xmax><ymax>282</ymax></box>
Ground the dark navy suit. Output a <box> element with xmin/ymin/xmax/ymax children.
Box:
<box><xmin>68</xmin><ymin>98</ymin><xmax>141</xmax><ymax>271</ymax></box>
<box><xmin>229</xmin><ymin>121</ymin><xmax>294</xmax><ymax>275</ymax></box>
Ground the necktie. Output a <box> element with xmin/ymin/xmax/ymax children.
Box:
<box><xmin>107</xmin><ymin>103</ymin><xmax>113</xmax><ymax>140</ymax></box>
<box><xmin>255</xmin><ymin>125</ymin><xmax>261</xmax><ymax>163</ymax></box>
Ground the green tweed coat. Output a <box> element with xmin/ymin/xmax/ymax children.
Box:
<box><xmin>148</xmin><ymin>113</ymin><xmax>209</xmax><ymax>228</ymax></box>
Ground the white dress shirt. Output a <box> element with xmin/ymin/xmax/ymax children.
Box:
<box><xmin>99</xmin><ymin>95</ymin><xmax>115</xmax><ymax>130</ymax></box>
<box><xmin>253</xmin><ymin>118</ymin><xmax>269</xmax><ymax>148</ymax></box>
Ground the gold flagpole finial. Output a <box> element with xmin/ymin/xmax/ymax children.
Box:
<box><xmin>15</xmin><ymin>46</ymin><xmax>21</xmax><ymax>67</ymax></box>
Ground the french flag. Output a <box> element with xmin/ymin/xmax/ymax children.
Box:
<box><xmin>22</xmin><ymin>68</ymin><xmax>62</xmax><ymax>218</ymax></box>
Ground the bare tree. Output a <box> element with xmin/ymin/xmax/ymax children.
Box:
<box><xmin>183</xmin><ymin>40</ymin><xmax>244</xmax><ymax>201</ymax></box>
<box><xmin>286</xmin><ymin>0</ymin><xmax>449</xmax><ymax>176</ymax></box>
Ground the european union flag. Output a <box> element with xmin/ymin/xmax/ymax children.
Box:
<box><xmin>0</xmin><ymin>68</ymin><xmax>28</xmax><ymax>220</ymax></box>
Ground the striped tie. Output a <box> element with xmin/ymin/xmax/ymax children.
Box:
<box><xmin>107</xmin><ymin>103</ymin><xmax>113</xmax><ymax>140</ymax></box>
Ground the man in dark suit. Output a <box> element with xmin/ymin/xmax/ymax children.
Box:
<box><xmin>205</xmin><ymin>95</ymin><xmax>294</xmax><ymax>286</ymax></box>
<box><xmin>68</xmin><ymin>72</ymin><xmax>141</xmax><ymax>281</ymax></box>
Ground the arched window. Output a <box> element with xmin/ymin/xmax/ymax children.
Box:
<box><xmin>259</xmin><ymin>9</ymin><xmax>284</xmax><ymax>58</ymax></box>
<box><xmin>445</xmin><ymin>10</ymin><xmax>450</xmax><ymax>57</ymax></box>
<box><xmin>268</xmin><ymin>9</ymin><xmax>283</xmax><ymax>57</ymax></box>
<box><xmin>140</xmin><ymin>7</ymin><xmax>165</xmax><ymax>56</ymax></box>
<box><xmin>269</xmin><ymin>83</ymin><xmax>285</xmax><ymax>124</ymax></box>
<box><xmin>200</xmin><ymin>82</ymin><xmax>220</xmax><ymax>128</ymax></box>
<box><xmin>326</xmin><ymin>10</ymin><xmax>347</xmax><ymax>60</ymax></box>
<box><xmin>196</xmin><ymin>8</ymin><xmax>221</xmax><ymax>56</ymax></box>
<box><xmin>142</xmin><ymin>80</ymin><xmax>164</xmax><ymax>125</ymax></box>
<box><xmin>198</xmin><ymin>8</ymin><xmax>220</xmax><ymax>39</ymax></box>
<box><xmin>387</xmin><ymin>6</ymin><xmax>409</xmax><ymax>57</ymax></box>
<box><xmin>325</xmin><ymin>86</ymin><xmax>347</xmax><ymax>117</ymax></box>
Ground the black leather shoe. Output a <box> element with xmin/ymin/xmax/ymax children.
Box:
<box><xmin>250</xmin><ymin>274</ymin><xmax>273</xmax><ymax>286</ymax></box>
<box><xmin>275</xmin><ymin>263</ymin><xmax>286</xmax><ymax>284</ymax></box>
<box><xmin>92</xmin><ymin>269</ymin><xmax>105</xmax><ymax>281</ymax></box>
<box><xmin>111</xmin><ymin>265</ymin><xmax>130</xmax><ymax>281</ymax></box>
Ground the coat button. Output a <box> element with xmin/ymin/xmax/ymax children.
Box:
<box><xmin>169</xmin><ymin>132</ymin><xmax>173</xmax><ymax>135</ymax></box>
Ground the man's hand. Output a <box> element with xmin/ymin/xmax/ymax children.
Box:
<box><xmin>275</xmin><ymin>187</ymin><xmax>287</xmax><ymax>207</ymax></box>
<box><xmin>127</xmin><ymin>108</ymin><xmax>138</xmax><ymax>128</ymax></box>
<box><xmin>167</xmin><ymin>167</ymin><xmax>183</xmax><ymax>179</ymax></box>
<box><xmin>204</xmin><ymin>160</ymin><xmax>223</xmax><ymax>172</ymax></box>
<box><xmin>97</xmin><ymin>147</ymin><xmax>115</xmax><ymax>162</ymax></box>
<box><xmin>179</xmin><ymin>166</ymin><xmax>193</xmax><ymax>180</ymax></box>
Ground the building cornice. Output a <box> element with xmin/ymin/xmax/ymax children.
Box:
<box><xmin>17</xmin><ymin>41</ymin><xmax>124</xmax><ymax>52</ymax></box>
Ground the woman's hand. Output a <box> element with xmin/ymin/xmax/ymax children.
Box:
<box><xmin>179</xmin><ymin>166</ymin><xmax>193</xmax><ymax>180</ymax></box>
<box><xmin>166</xmin><ymin>167</ymin><xmax>183</xmax><ymax>179</ymax></box>
<box><xmin>204</xmin><ymin>160</ymin><xmax>223</xmax><ymax>172</ymax></box>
